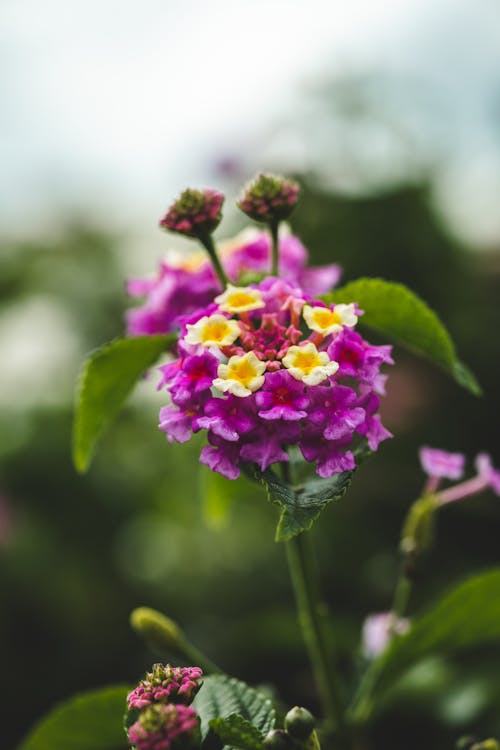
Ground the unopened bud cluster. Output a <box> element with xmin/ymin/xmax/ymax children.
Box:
<box><xmin>126</xmin><ymin>663</ymin><xmax>203</xmax><ymax>750</ymax></box>
<box><xmin>160</xmin><ymin>188</ymin><xmax>224</xmax><ymax>238</ymax></box>
<box><xmin>238</xmin><ymin>173</ymin><xmax>299</xmax><ymax>224</ymax></box>
<box><xmin>128</xmin><ymin>704</ymin><xmax>200</xmax><ymax>750</ymax></box>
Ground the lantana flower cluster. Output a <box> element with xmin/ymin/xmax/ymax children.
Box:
<box><xmin>126</xmin><ymin>664</ymin><xmax>202</xmax><ymax>750</ymax></box>
<box><xmin>158</xmin><ymin>278</ymin><xmax>393</xmax><ymax>479</ymax></box>
<box><xmin>126</xmin><ymin>228</ymin><xmax>341</xmax><ymax>337</ymax></box>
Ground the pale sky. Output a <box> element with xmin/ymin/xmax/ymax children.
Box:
<box><xmin>1</xmin><ymin>0</ymin><xmax>499</xmax><ymax>247</ymax></box>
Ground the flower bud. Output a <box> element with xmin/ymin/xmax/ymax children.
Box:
<box><xmin>284</xmin><ymin>706</ymin><xmax>315</xmax><ymax>741</ymax></box>
<box><xmin>130</xmin><ymin>607</ymin><xmax>186</xmax><ymax>657</ymax></box>
<box><xmin>238</xmin><ymin>174</ymin><xmax>299</xmax><ymax>224</ymax></box>
<box><xmin>127</xmin><ymin>663</ymin><xmax>203</xmax><ymax>710</ymax></box>
<box><xmin>160</xmin><ymin>188</ymin><xmax>224</xmax><ymax>238</ymax></box>
<box><xmin>263</xmin><ymin>729</ymin><xmax>294</xmax><ymax>750</ymax></box>
<box><xmin>128</xmin><ymin>703</ymin><xmax>200</xmax><ymax>750</ymax></box>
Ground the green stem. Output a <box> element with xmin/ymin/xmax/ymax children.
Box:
<box><xmin>175</xmin><ymin>636</ymin><xmax>222</xmax><ymax>675</ymax></box>
<box><xmin>199</xmin><ymin>232</ymin><xmax>229</xmax><ymax>288</ymax></box>
<box><xmin>391</xmin><ymin>572</ymin><xmax>412</xmax><ymax>622</ymax></box>
<box><xmin>285</xmin><ymin>531</ymin><xmax>346</xmax><ymax>736</ymax></box>
<box><xmin>269</xmin><ymin>220</ymin><xmax>280</xmax><ymax>276</ymax></box>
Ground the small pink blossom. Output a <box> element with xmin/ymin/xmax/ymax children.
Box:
<box><xmin>362</xmin><ymin>612</ymin><xmax>410</xmax><ymax>659</ymax></box>
<box><xmin>475</xmin><ymin>453</ymin><xmax>500</xmax><ymax>495</ymax></box>
<box><xmin>419</xmin><ymin>446</ymin><xmax>465</xmax><ymax>481</ymax></box>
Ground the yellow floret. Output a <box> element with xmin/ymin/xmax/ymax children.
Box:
<box><xmin>213</xmin><ymin>352</ymin><xmax>266</xmax><ymax>397</ymax></box>
<box><xmin>215</xmin><ymin>284</ymin><xmax>265</xmax><ymax>314</ymax></box>
<box><xmin>184</xmin><ymin>314</ymin><xmax>241</xmax><ymax>348</ymax></box>
<box><xmin>303</xmin><ymin>303</ymin><xmax>358</xmax><ymax>335</ymax></box>
<box><xmin>282</xmin><ymin>343</ymin><xmax>339</xmax><ymax>386</ymax></box>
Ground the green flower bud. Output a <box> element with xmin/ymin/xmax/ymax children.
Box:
<box><xmin>284</xmin><ymin>706</ymin><xmax>315</xmax><ymax>741</ymax></box>
<box><xmin>130</xmin><ymin>607</ymin><xmax>184</xmax><ymax>656</ymax></box>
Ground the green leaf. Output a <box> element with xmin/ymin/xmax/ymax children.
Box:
<box><xmin>325</xmin><ymin>278</ymin><xmax>481</xmax><ymax>395</ymax></box>
<box><xmin>351</xmin><ymin>569</ymin><xmax>500</xmax><ymax>723</ymax></box>
<box><xmin>73</xmin><ymin>335</ymin><xmax>173</xmax><ymax>472</ymax></box>
<box><xmin>18</xmin><ymin>685</ymin><xmax>130</xmax><ymax>750</ymax></box>
<box><xmin>209</xmin><ymin>714</ymin><xmax>265</xmax><ymax>750</ymax></box>
<box><xmin>193</xmin><ymin>675</ymin><xmax>275</xmax><ymax>741</ymax></box>
<box><xmin>250</xmin><ymin>464</ymin><xmax>354</xmax><ymax>541</ymax></box>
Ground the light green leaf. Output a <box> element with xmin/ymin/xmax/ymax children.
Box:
<box><xmin>351</xmin><ymin>570</ymin><xmax>500</xmax><ymax>723</ymax></box>
<box><xmin>250</xmin><ymin>464</ymin><xmax>354</xmax><ymax>542</ymax></box>
<box><xmin>193</xmin><ymin>675</ymin><xmax>275</xmax><ymax>741</ymax></box>
<box><xmin>73</xmin><ymin>335</ymin><xmax>173</xmax><ymax>472</ymax></box>
<box><xmin>325</xmin><ymin>278</ymin><xmax>480</xmax><ymax>395</ymax></box>
<box><xmin>209</xmin><ymin>714</ymin><xmax>265</xmax><ymax>750</ymax></box>
<box><xmin>18</xmin><ymin>685</ymin><xmax>130</xmax><ymax>750</ymax></box>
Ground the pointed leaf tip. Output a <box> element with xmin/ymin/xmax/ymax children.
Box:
<box><xmin>325</xmin><ymin>278</ymin><xmax>481</xmax><ymax>396</ymax></box>
<box><xmin>72</xmin><ymin>335</ymin><xmax>174</xmax><ymax>473</ymax></box>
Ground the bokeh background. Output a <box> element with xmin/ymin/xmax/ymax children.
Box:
<box><xmin>1</xmin><ymin>1</ymin><xmax>500</xmax><ymax>747</ymax></box>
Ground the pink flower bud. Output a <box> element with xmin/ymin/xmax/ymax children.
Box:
<box><xmin>238</xmin><ymin>174</ymin><xmax>299</xmax><ymax>224</ymax></box>
<box><xmin>160</xmin><ymin>189</ymin><xmax>224</xmax><ymax>238</ymax></box>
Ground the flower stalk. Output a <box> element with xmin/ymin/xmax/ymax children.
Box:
<box><xmin>285</xmin><ymin>529</ymin><xmax>346</xmax><ymax>737</ymax></box>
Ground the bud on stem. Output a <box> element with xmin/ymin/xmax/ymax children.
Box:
<box><xmin>130</xmin><ymin>607</ymin><xmax>221</xmax><ymax>674</ymax></box>
<box><xmin>238</xmin><ymin>174</ymin><xmax>300</xmax><ymax>277</ymax></box>
<box><xmin>160</xmin><ymin>188</ymin><xmax>228</xmax><ymax>288</ymax></box>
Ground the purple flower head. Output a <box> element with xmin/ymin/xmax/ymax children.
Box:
<box><xmin>419</xmin><ymin>446</ymin><xmax>466</xmax><ymax>481</ymax></box>
<box><xmin>156</xmin><ymin>276</ymin><xmax>393</xmax><ymax>479</ymax></box>
<box><xmin>238</xmin><ymin>173</ymin><xmax>299</xmax><ymax>224</ymax></box>
<box><xmin>127</xmin><ymin>664</ymin><xmax>203</xmax><ymax>711</ymax></box>
<box><xmin>475</xmin><ymin>453</ymin><xmax>500</xmax><ymax>495</ymax></box>
<box><xmin>128</xmin><ymin>703</ymin><xmax>200</xmax><ymax>750</ymax></box>
<box><xmin>256</xmin><ymin>370</ymin><xmax>309</xmax><ymax>421</ymax></box>
<box><xmin>160</xmin><ymin>188</ymin><xmax>224</xmax><ymax>238</ymax></box>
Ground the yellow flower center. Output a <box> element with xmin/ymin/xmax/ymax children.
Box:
<box><xmin>201</xmin><ymin>319</ymin><xmax>234</xmax><ymax>344</ymax></box>
<box><xmin>226</xmin><ymin>356</ymin><xmax>261</xmax><ymax>387</ymax></box>
<box><xmin>215</xmin><ymin>284</ymin><xmax>265</xmax><ymax>313</ymax></box>
<box><xmin>289</xmin><ymin>348</ymin><xmax>324</xmax><ymax>374</ymax></box>
<box><xmin>311</xmin><ymin>308</ymin><xmax>342</xmax><ymax>329</ymax></box>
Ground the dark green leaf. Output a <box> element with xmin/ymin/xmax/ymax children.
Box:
<box><xmin>325</xmin><ymin>278</ymin><xmax>481</xmax><ymax>395</ymax></box>
<box><xmin>209</xmin><ymin>714</ymin><xmax>265</xmax><ymax>750</ymax></box>
<box><xmin>251</xmin><ymin>465</ymin><xmax>354</xmax><ymax>541</ymax></box>
<box><xmin>73</xmin><ymin>335</ymin><xmax>174</xmax><ymax>472</ymax></box>
<box><xmin>193</xmin><ymin>675</ymin><xmax>275</xmax><ymax>741</ymax></box>
<box><xmin>351</xmin><ymin>570</ymin><xmax>500</xmax><ymax>723</ymax></box>
<box><xmin>18</xmin><ymin>685</ymin><xmax>130</xmax><ymax>750</ymax></box>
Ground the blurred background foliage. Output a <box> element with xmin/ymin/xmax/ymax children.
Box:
<box><xmin>2</xmin><ymin>4</ymin><xmax>500</xmax><ymax>739</ymax></box>
<box><xmin>2</xmin><ymin>173</ymin><xmax>500</xmax><ymax>749</ymax></box>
